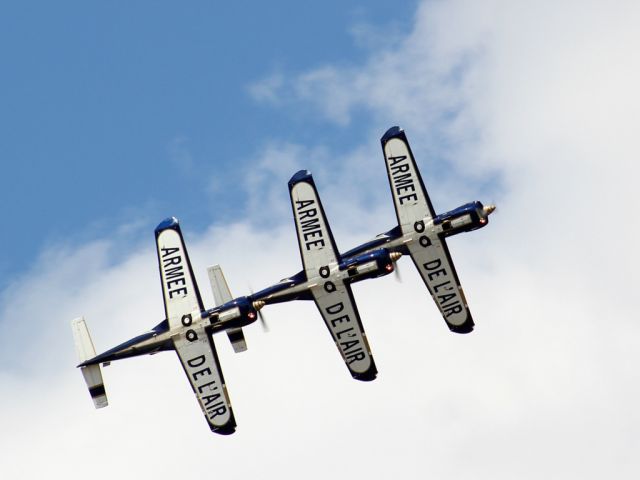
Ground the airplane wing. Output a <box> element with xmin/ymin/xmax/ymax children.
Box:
<box><xmin>313</xmin><ymin>279</ymin><xmax>376</xmax><ymax>380</ymax></box>
<box><xmin>289</xmin><ymin>171</ymin><xmax>377</xmax><ymax>380</ymax></box>
<box><xmin>401</xmin><ymin>238</ymin><xmax>473</xmax><ymax>333</ymax></box>
<box><xmin>155</xmin><ymin>218</ymin><xmax>236</xmax><ymax>434</ymax></box>
<box><xmin>289</xmin><ymin>170</ymin><xmax>341</xmax><ymax>278</ymax></box>
<box><xmin>171</xmin><ymin>322</ymin><xmax>236</xmax><ymax>434</ymax></box>
<box><xmin>381</xmin><ymin>126</ymin><xmax>436</xmax><ymax>227</ymax></box>
<box><xmin>381</xmin><ymin>127</ymin><xmax>474</xmax><ymax>333</ymax></box>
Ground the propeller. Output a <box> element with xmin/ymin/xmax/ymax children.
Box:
<box><xmin>252</xmin><ymin>300</ymin><xmax>269</xmax><ymax>332</ymax></box>
<box><xmin>483</xmin><ymin>204</ymin><xmax>497</xmax><ymax>216</ymax></box>
<box><xmin>390</xmin><ymin>251</ymin><xmax>403</xmax><ymax>282</ymax></box>
<box><xmin>394</xmin><ymin>263</ymin><xmax>402</xmax><ymax>282</ymax></box>
<box><xmin>479</xmin><ymin>203</ymin><xmax>497</xmax><ymax>225</ymax></box>
<box><xmin>249</xmin><ymin>286</ymin><xmax>269</xmax><ymax>332</ymax></box>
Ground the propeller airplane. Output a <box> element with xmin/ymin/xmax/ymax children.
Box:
<box><xmin>72</xmin><ymin>126</ymin><xmax>495</xmax><ymax>434</ymax></box>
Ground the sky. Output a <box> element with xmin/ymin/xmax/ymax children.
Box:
<box><xmin>1</xmin><ymin>0</ymin><xmax>640</xmax><ymax>478</ymax></box>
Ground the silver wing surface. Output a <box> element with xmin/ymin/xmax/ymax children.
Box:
<box><xmin>172</xmin><ymin>320</ymin><xmax>236</xmax><ymax>434</ymax></box>
<box><xmin>381</xmin><ymin>127</ymin><xmax>474</xmax><ymax>333</ymax></box>
<box><xmin>313</xmin><ymin>279</ymin><xmax>377</xmax><ymax>381</ymax></box>
<box><xmin>402</xmin><ymin>238</ymin><xmax>473</xmax><ymax>333</ymax></box>
<box><xmin>289</xmin><ymin>171</ymin><xmax>377</xmax><ymax>380</ymax></box>
<box><xmin>155</xmin><ymin>218</ymin><xmax>236</xmax><ymax>434</ymax></box>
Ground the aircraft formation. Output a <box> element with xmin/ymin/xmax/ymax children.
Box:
<box><xmin>72</xmin><ymin>126</ymin><xmax>495</xmax><ymax>435</ymax></box>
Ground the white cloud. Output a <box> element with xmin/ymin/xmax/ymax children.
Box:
<box><xmin>3</xmin><ymin>1</ymin><xmax>640</xmax><ymax>478</ymax></box>
<box><xmin>242</xmin><ymin>141</ymin><xmax>318</xmax><ymax>226</ymax></box>
<box><xmin>247</xmin><ymin>72</ymin><xmax>285</xmax><ymax>105</ymax></box>
<box><xmin>239</xmin><ymin>0</ymin><xmax>640</xmax><ymax>476</ymax></box>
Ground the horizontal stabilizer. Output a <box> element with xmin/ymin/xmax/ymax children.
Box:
<box><xmin>71</xmin><ymin>317</ymin><xmax>108</xmax><ymax>408</ymax></box>
<box><xmin>208</xmin><ymin>264</ymin><xmax>248</xmax><ymax>353</ymax></box>
<box><xmin>226</xmin><ymin>328</ymin><xmax>247</xmax><ymax>353</ymax></box>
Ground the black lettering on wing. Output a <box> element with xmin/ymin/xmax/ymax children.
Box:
<box><xmin>295</xmin><ymin>199</ymin><xmax>315</xmax><ymax>210</ymax></box>
<box><xmin>165</xmin><ymin>265</ymin><xmax>184</xmax><ymax>279</ymax></box>
<box><xmin>163</xmin><ymin>256</ymin><xmax>182</xmax><ymax>267</ymax></box>
<box><xmin>331</xmin><ymin>315</ymin><xmax>350</xmax><ymax>328</ymax></box>
<box><xmin>423</xmin><ymin>259</ymin><xmax>442</xmax><ymax>270</ymax></box>
<box><xmin>336</xmin><ymin>326</ymin><xmax>354</xmax><ymax>338</ymax></box>
<box><xmin>198</xmin><ymin>381</ymin><xmax>218</xmax><ymax>394</ymax></box>
<box><xmin>433</xmin><ymin>281</ymin><xmax>454</xmax><ymax>293</ymax></box>
<box><xmin>438</xmin><ymin>293</ymin><xmax>457</xmax><ymax>305</ymax></box>
<box><xmin>306</xmin><ymin>239</ymin><xmax>325</xmax><ymax>250</ymax></box>
<box><xmin>387</xmin><ymin>154</ymin><xmax>407</xmax><ymax>166</ymax></box>
<box><xmin>202</xmin><ymin>393</ymin><xmax>222</xmax><ymax>406</ymax></box>
<box><xmin>340</xmin><ymin>339</ymin><xmax>360</xmax><ymax>352</ymax></box>
<box><xmin>346</xmin><ymin>351</ymin><xmax>366</xmax><ymax>365</ymax></box>
<box><xmin>208</xmin><ymin>405</ymin><xmax>228</xmax><ymax>420</ymax></box>
<box><xmin>300</xmin><ymin>217</ymin><xmax>320</xmax><ymax>232</ymax></box>
<box><xmin>325</xmin><ymin>302</ymin><xmax>344</xmax><ymax>314</ymax></box>
<box><xmin>192</xmin><ymin>367</ymin><xmax>212</xmax><ymax>381</ymax></box>
<box><xmin>392</xmin><ymin>171</ymin><xmax>412</xmax><ymax>186</ymax></box>
<box><xmin>161</xmin><ymin>247</ymin><xmax>180</xmax><ymax>258</ymax></box>
<box><xmin>298</xmin><ymin>207</ymin><xmax>317</xmax><ymax>220</ymax></box>
<box><xmin>187</xmin><ymin>355</ymin><xmax>206</xmax><ymax>368</ymax></box>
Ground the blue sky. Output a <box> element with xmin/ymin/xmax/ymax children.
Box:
<box><xmin>2</xmin><ymin>1</ymin><xmax>640</xmax><ymax>478</ymax></box>
<box><xmin>0</xmin><ymin>0</ymin><xmax>416</xmax><ymax>284</ymax></box>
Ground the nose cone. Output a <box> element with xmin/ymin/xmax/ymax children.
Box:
<box><xmin>483</xmin><ymin>204</ymin><xmax>496</xmax><ymax>216</ymax></box>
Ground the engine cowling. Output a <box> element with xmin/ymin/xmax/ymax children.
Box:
<box><xmin>210</xmin><ymin>296</ymin><xmax>258</xmax><ymax>333</ymax></box>
<box><xmin>339</xmin><ymin>248</ymin><xmax>399</xmax><ymax>282</ymax></box>
<box><xmin>433</xmin><ymin>201</ymin><xmax>495</xmax><ymax>237</ymax></box>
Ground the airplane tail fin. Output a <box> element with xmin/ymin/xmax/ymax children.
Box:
<box><xmin>207</xmin><ymin>264</ymin><xmax>247</xmax><ymax>353</ymax></box>
<box><xmin>71</xmin><ymin>317</ymin><xmax>108</xmax><ymax>409</ymax></box>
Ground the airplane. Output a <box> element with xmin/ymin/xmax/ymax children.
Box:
<box><xmin>71</xmin><ymin>193</ymin><xmax>405</xmax><ymax>434</ymax></box>
<box><xmin>249</xmin><ymin>125</ymin><xmax>495</xmax><ymax>378</ymax></box>
<box><xmin>247</xmin><ymin>170</ymin><xmax>403</xmax><ymax>382</ymax></box>
<box><xmin>72</xmin><ymin>126</ymin><xmax>494</xmax><ymax>434</ymax></box>
<box><xmin>72</xmin><ymin>217</ymin><xmax>265</xmax><ymax>435</ymax></box>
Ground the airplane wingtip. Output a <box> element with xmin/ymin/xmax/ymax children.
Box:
<box><xmin>381</xmin><ymin>125</ymin><xmax>403</xmax><ymax>143</ymax></box>
<box><xmin>155</xmin><ymin>216</ymin><xmax>180</xmax><ymax>234</ymax></box>
<box><xmin>212</xmin><ymin>424</ymin><xmax>237</xmax><ymax>435</ymax></box>
<box><xmin>288</xmin><ymin>169</ymin><xmax>312</xmax><ymax>187</ymax></box>
<box><xmin>353</xmin><ymin>368</ymin><xmax>378</xmax><ymax>382</ymax></box>
<box><xmin>448</xmin><ymin>320</ymin><xmax>475</xmax><ymax>334</ymax></box>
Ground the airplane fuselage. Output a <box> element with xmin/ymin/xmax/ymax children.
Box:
<box><xmin>80</xmin><ymin>297</ymin><xmax>258</xmax><ymax>367</ymax></box>
<box><xmin>250</xmin><ymin>200</ymin><xmax>492</xmax><ymax>307</ymax></box>
<box><xmin>250</xmin><ymin>247</ymin><xmax>397</xmax><ymax>305</ymax></box>
<box><xmin>82</xmin><ymin>201</ymin><xmax>491</xmax><ymax>368</ymax></box>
